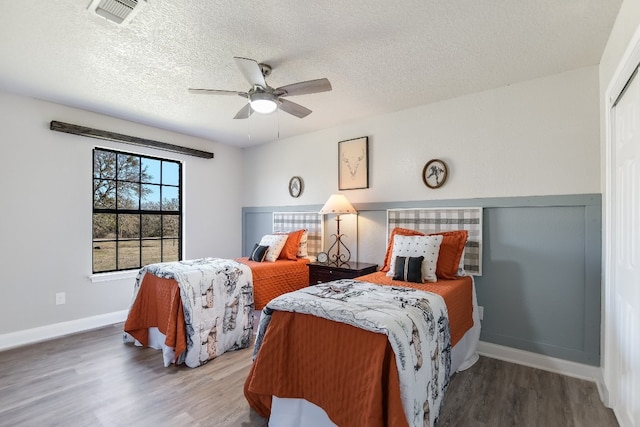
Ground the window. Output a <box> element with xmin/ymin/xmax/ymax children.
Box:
<box><xmin>92</xmin><ymin>148</ymin><xmax>182</xmax><ymax>273</ymax></box>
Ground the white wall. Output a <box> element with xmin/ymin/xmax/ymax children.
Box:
<box><xmin>243</xmin><ymin>66</ymin><xmax>601</xmax><ymax>208</ymax></box>
<box><xmin>0</xmin><ymin>91</ymin><xmax>244</xmax><ymax>336</ymax></box>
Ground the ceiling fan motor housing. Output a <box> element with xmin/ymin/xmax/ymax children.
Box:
<box><xmin>258</xmin><ymin>63</ymin><xmax>272</xmax><ymax>78</ymax></box>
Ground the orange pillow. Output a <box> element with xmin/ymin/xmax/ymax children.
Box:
<box><xmin>276</xmin><ymin>229</ymin><xmax>305</xmax><ymax>261</ymax></box>
<box><xmin>381</xmin><ymin>227</ymin><xmax>425</xmax><ymax>272</ymax></box>
<box><xmin>429</xmin><ymin>230</ymin><xmax>468</xmax><ymax>279</ymax></box>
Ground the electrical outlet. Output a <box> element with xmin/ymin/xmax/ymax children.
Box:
<box><xmin>55</xmin><ymin>292</ymin><xmax>66</xmax><ymax>305</ymax></box>
<box><xmin>478</xmin><ymin>306</ymin><xmax>484</xmax><ymax>320</ymax></box>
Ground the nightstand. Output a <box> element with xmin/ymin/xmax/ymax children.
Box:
<box><xmin>308</xmin><ymin>262</ymin><xmax>378</xmax><ymax>285</ymax></box>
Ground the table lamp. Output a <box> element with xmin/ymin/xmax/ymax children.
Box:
<box><xmin>319</xmin><ymin>194</ymin><xmax>357</xmax><ymax>266</ymax></box>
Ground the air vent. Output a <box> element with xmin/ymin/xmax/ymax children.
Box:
<box><xmin>88</xmin><ymin>0</ymin><xmax>146</xmax><ymax>25</ymax></box>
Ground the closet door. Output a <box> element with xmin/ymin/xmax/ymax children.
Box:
<box><xmin>609</xmin><ymin>64</ymin><xmax>640</xmax><ymax>425</ymax></box>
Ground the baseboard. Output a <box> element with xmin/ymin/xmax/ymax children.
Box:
<box><xmin>597</xmin><ymin>377</ymin><xmax>612</xmax><ymax>408</ymax></box>
<box><xmin>613</xmin><ymin>409</ymin><xmax>633</xmax><ymax>427</ymax></box>
<box><xmin>0</xmin><ymin>310</ymin><xmax>128</xmax><ymax>351</ymax></box>
<box><xmin>477</xmin><ymin>341</ymin><xmax>603</xmax><ymax>383</ymax></box>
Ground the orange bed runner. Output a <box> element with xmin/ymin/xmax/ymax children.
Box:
<box><xmin>123</xmin><ymin>273</ymin><xmax>187</xmax><ymax>363</ymax></box>
<box><xmin>236</xmin><ymin>257</ymin><xmax>310</xmax><ymax>310</ymax></box>
<box><xmin>244</xmin><ymin>311</ymin><xmax>409</xmax><ymax>427</ymax></box>
<box><xmin>356</xmin><ymin>272</ymin><xmax>473</xmax><ymax>346</ymax></box>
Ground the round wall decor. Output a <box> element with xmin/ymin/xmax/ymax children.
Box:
<box><xmin>288</xmin><ymin>176</ymin><xmax>303</xmax><ymax>197</ymax></box>
<box><xmin>422</xmin><ymin>159</ymin><xmax>448</xmax><ymax>189</ymax></box>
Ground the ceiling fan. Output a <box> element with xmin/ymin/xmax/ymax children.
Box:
<box><xmin>188</xmin><ymin>57</ymin><xmax>332</xmax><ymax>119</ymax></box>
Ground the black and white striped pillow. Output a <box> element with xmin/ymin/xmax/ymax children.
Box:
<box><xmin>392</xmin><ymin>256</ymin><xmax>424</xmax><ymax>283</ymax></box>
<box><xmin>249</xmin><ymin>244</ymin><xmax>269</xmax><ymax>262</ymax></box>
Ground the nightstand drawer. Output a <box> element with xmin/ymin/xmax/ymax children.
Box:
<box><xmin>308</xmin><ymin>262</ymin><xmax>378</xmax><ymax>285</ymax></box>
<box><xmin>310</xmin><ymin>270</ymin><xmax>337</xmax><ymax>284</ymax></box>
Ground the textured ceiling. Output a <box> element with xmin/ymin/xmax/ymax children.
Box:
<box><xmin>0</xmin><ymin>0</ymin><xmax>622</xmax><ymax>148</ymax></box>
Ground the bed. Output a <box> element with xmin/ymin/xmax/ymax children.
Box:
<box><xmin>123</xmin><ymin>257</ymin><xmax>254</xmax><ymax>368</ymax></box>
<box><xmin>244</xmin><ymin>207</ymin><xmax>483</xmax><ymax>427</ymax></box>
<box><xmin>239</xmin><ymin>212</ymin><xmax>323</xmax><ymax>310</ymax></box>
<box><xmin>123</xmin><ymin>212</ymin><xmax>323</xmax><ymax>367</ymax></box>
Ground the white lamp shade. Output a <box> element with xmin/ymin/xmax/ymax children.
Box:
<box><xmin>319</xmin><ymin>194</ymin><xmax>357</xmax><ymax>214</ymax></box>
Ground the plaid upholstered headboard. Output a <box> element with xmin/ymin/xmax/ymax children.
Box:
<box><xmin>387</xmin><ymin>207</ymin><xmax>483</xmax><ymax>275</ymax></box>
<box><xmin>273</xmin><ymin>212</ymin><xmax>323</xmax><ymax>258</ymax></box>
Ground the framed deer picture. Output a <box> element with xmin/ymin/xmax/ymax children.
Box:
<box><xmin>338</xmin><ymin>136</ymin><xmax>369</xmax><ymax>190</ymax></box>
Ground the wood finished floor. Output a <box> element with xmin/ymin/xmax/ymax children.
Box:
<box><xmin>0</xmin><ymin>323</ymin><xmax>618</xmax><ymax>427</ymax></box>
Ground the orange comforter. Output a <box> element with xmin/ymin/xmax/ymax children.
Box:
<box><xmin>123</xmin><ymin>273</ymin><xmax>187</xmax><ymax>363</ymax></box>
<box><xmin>245</xmin><ymin>311</ymin><xmax>408</xmax><ymax>427</ymax></box>
<box><xmin>244</xmin><ymin>274</ymin><xmax>474</xmax><ymax>426</ymax></box>
<box><xmin>236</xmin><ymin>257</ymin><xmax>310</xmax><ymax>310</ymax></box>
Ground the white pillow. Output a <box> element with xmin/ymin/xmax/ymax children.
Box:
<box><xmin>386</xmin><ymin>234</ymin><xmax>443</xmax><ymax>282</ymax></box>
<box><xmin>457</xmin><ymin>247</ymin><xmax>467</xmax><ymax>276</ymax></box>
<box><xmin>297</xmin><ymin>230</ymin><xmax>308</xmax><ymax>258</ymax></box>
<box><xmin>258</xmin><ymin>234</ymin><xmax>288</xmax><ymax>262</ymax></box>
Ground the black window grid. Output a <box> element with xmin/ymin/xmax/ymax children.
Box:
<box><xmin>92</xmin><ymin>148</ymin><xmax>183</xmax><ymax>273</ymax></box>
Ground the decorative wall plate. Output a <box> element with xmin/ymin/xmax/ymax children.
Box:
<box><xmin>288</xmin><ymin>176</ymin><xmax>303</xmax><ymax>197</ymax></box>
<box><xmin>422</xmin><ymin>159</ymin><xmax>448</xmax><ymax>189</ymax></box>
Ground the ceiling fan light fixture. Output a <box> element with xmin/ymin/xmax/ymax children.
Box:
<box><xmin>249</xmin><ymin>92</ymin><xmax>278</xmax><ymax>114</ymax></box>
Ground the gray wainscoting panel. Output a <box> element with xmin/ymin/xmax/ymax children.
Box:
<box><xmin>475</xmin><ymin>205</ymin><xmax>599</xmax><ymax>365</ymax></box>
<box><xmin>242</xmin><ymin>194</ymin><xmax>602</xmax><ymax>365</ymax></box>
<box><xmin>242</xmin><ymin>211</ymin><xmax>274</xmax><ymax>256</ymax></box>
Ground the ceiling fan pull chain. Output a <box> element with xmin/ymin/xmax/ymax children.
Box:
<box><xmin>247</xmin><ymin>102</ymin><xmax>251</xmax><ymax>144</ymax></box>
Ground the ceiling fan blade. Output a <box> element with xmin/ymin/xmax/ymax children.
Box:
<box><xmin>275</xmin><ymin>78</ymin><xmax>332</xmax><ymax>97</ymax></box>
<box><xmin>234</xmin><ymin>57</ymin><xmax>266</xmax><ymax>88</ymax></box>
<box><xmin>188</xmin><ymin>88</ymin><xmax>248</xmax><ymax>97</ymax></box>
<box><xmin>233</xmin><ymin>103</ymin><xmax>253</xmax><ymax>120</ymax></box>
<box><xmin>278</xmin><ymin>98</ymin><xmax>312</xmax><ymax>118</ymax></box>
